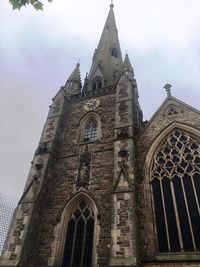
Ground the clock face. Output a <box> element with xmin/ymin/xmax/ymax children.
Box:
<box><xmin>84</xmin><ymin>98</ymin><xmax>100</xmax><ymax>111</ymax></box>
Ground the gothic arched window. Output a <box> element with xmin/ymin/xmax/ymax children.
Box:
<box><xmin>111</xmin><ymin>47</ymin><xmax>118</xmax><ymax>58</ymax></box>
<box><xmin>62</xmin><ymin>201</ymin><xmax>94</xmax><ymax>267</ymax></box>
<box><xmin>151</xmin><ymin>130</ymin><xmax>200</xmax><ymax>253</ymax></box>
<box><xmin>84</xmin><ymin>119</ymin><xmax>98</xmax><ymax>142</ymax></box>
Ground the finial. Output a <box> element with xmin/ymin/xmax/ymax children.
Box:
<box><xmin>164</xmin><ymin>84</ymin><xmax>172</xmax><ymax>97</ymax></box>
<box><xmin>110</xmin><ymin>0</ymin><xmax>114</xmax><ymax>8</ymax></box>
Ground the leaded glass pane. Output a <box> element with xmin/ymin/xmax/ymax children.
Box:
<box><xmin>84</xmin><ymin>119</ymin><xmax>97</xmax><ymax>142</ymax></box>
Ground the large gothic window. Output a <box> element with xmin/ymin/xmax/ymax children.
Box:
<box><xmin>62</xmin><ymin>201</ymin><xmax>94</xmax><ymax>267</ymax></box>
<box><xmin>151</xmin><ymin>130</ymin><xmax>200</xmax><ymax>253</ymax></box>
<box><xmin>84</xmin><ymin>119</ymin><xmax>97</xmax><ymax>142</ymax></box>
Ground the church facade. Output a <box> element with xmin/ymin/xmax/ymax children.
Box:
<box><xmin>0</xmin><ymin>4</ymin><xmax>200</xmax><ymax>267</ymax></box>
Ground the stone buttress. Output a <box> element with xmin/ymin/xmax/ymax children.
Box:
<box><xmin>109</xmin><ymin>55</ymin><xmax>142</xmax><ymax>267</ymax></box>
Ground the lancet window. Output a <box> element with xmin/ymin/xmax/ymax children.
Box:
<box><xmin>61</xmin><ymin>201</ymin><xmax>94</xmax><ymax>267</ymax></box>
<box><xmin>84</xmin><ymin>119</ymin><xmax>97</xmax><ymax>142</ymax></box>
<box><xmin>151</xmin><ymin>130</ymin><xmax>200</xmax><ymax>253</ymax></box>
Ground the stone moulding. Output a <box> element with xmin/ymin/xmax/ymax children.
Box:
<box><xmin>109</xmin><ymin>256</ymin><xmax>138</xmax><ymax>266</ymax></box>
<box><xmin>155</xmin><ymin>253</ymin><xmax>200</xmax><ymax>262</ymax></box>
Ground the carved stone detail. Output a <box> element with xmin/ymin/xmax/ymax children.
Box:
<box><xmin>35</xmin><ymin>143</ymin><xmax>49</xmax><ymax>154</ymax></box>
<box><xmin>52</xmin><ymin>100</ymin><xmax>61</xmax><ymax>114</ymax></box>
<box><xmin>118</xmin><ymin>85</ymin><xmax>128</xmax><ymax>98</ymax></box>
<box><xmin>117</xmin><ymin>128</ymin><xmax>129</xmax><ymax>139</ymax></box>
<box><xmin>76</xmin><ymin>145</ymin><xmax>91</xmax><ymax>188</ymax></box>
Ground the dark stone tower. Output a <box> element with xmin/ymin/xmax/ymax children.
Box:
<box><xmin>1</xmin><ymin>4</ymin><xmax>200</xmax><ymax>267</ymax></box>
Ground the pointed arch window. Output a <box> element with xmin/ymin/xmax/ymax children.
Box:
<box><xmin>151</xmin><ymin>130</ymin><xmax>200</xmax><ymax>253</ymax></box>
<box><xmin>84</xmin><ymin>119</ymin><xmax>97</xmax><ymax>142</ymax></box>
<box><xmin>111</xmin><ymin>47</ymin><xmax>118</xmax><ymax>58</ymax></box>
<box><xmin>62</xmin><ymin>201</ymin><xmax>94</xmax><ymax>267</ymax></box>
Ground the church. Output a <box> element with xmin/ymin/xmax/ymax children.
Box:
<box><xmin>0</xmin><ymin>3</ymin><xmax>200</xmax><ymax>267</ymax></box>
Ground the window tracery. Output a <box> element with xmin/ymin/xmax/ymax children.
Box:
<box><xmin>61</xmin><ymin>201</ymin><xmax>94</xmax><ymax>267</ymax></box>
<box><xmin>151</xmin><ymin>130</ymin><xmax>200</xmax><ymax>253</ymax></box>
<box><xmin>84</xmin><ymin>119</ymin><xmax>97</xmax><ymax>142</ymax></box>
<box><xmin>167</xmin><ymin>106</ymin><xmax>179</xmax><ymax>116</ymax></box>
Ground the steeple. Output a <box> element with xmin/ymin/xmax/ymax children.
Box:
<box><xmin>85</xmin><ymin>4</ymin><xmax>123</xmax><ymax>91</ymax></box>
<box><xmin>65</xmin><ymin>62</ymin><xmax>82</xmax><ymax>95</ymax></box>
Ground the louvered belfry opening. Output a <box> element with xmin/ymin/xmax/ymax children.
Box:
<box><xmin>151</xmin><ymin>130</ymin><xmax>200</xmax><ymax>252</ymax></box>
<box><xmin>62</xmin><ymin>201</ymin><xmax>94</xmax><ymax>267</ymax></box>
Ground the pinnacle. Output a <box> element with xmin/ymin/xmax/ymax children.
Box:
<box><xmin>122</xmin><ymin>53</ymin><xmax>134</xmax><ymax>74</ymax></box>
<box><xmin>65</xmin><ymin>62</ymin><xmax>82</xmax><ymax>95</ymax></box>
<box><xmin>67</xmin><ymin>62</ymin><xmax>82</xmax><ymax>84</ymax></box>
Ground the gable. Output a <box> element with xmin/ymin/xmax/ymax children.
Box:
<box><xmin>145</xmin><ymin>96</ymin><xmax>200</xmax><ymax>131</ymax></box>
<box><xmin>137</xmin><ymin>96</ymin><xmax>200</xmax><ymax>171</ymax></box>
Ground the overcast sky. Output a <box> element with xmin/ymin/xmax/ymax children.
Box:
<box><xmin>1</xmin><ymin>0</ymin><xmax>200</xmax><ymax>199</ymax></box>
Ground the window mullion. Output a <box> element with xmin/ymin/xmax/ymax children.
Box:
<box><xmin>80</xmin><ymin>219</ymin><xmax>87</xmax><ymax>267</ymax></box>
<box><xmin>160</xmin><ymin>179</ymin><xmax>171</xmax><ymax>252</ymax></box>
<box><xmin>191</xmin><ymin>175</ymin><xmax>200</xmax><ymax>217</ymax></box>
<box><xmin>170</xmin><ymin>181</ymin><xmax>184</xmax><ymax>252</ymax></box>
<box><xmin>70</xmin><ymin>221</ymin><xmax>78</xmax><ymax>267</ymax></box>
<box><xmin>180</xmin><ymin>177</ymin><xmax>196</xmax><ymax>250</ymax></box>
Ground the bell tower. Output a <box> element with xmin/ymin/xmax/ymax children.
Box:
<box><xmin>0</xmin><ymin>4</ymin><xmax>142</xmax><ymax>267</ymax></box>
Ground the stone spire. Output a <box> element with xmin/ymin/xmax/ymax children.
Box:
<box><xmin>86</xmin><ymin>4</ymin><xmax>123</xmax><ymax>91</ymax></box>
<box><xmin>65</xmin><ymin>62</ymin><xmax>82</xmax><ymax>95</ymax></box>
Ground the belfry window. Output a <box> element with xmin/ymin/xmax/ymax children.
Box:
<box><xmin>62</xmin><ymin>201</ymin><xmax>94</xmax><ymax>267</ymax></box>
<box><xmin>92</xmin><ymin>77</ymin><xmax>102</xmax><ymax>90</ymax></box>
<box><xmin>111</xmin><ymin>47</ymin><xmax>118</xmax><ymax>58</ymax></box>
<box><xmin>84</xmin><ymin>119</ymin><xmax>97</xmax><ymax>142</ymax></box>
<box><xmin>151</xmin><ymin>130</ymin><xmax>200</xmax><ymax>253</ymax></box>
